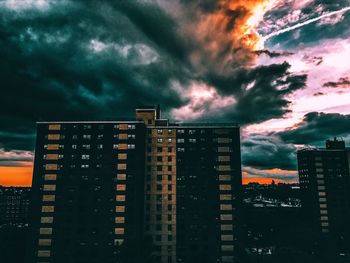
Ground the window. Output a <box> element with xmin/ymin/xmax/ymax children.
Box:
<box><xmin>37</xmin><ymin>250</ymin><xmax>51</xmax><ymax>257</ymax></box>
<box><xmin>177</xmin><ymin>148</ymin><xmax>185</xmax><ymax>152</ymax></box>
<box><xmin>42</xmin><ymin>195</ymin><xmax>55</xmax><ymax>202</ymax></box>
<box><xmin>221</xmin><ymin>235</ymin><xmax>233</xmax><ymax>241</ymax></box>
<box><xmin>220</xmin><ymin>214</ymin><xmax>232</xmax><ymax>221</ymax></box>
<box><xmin>219</xmin><ymin>175</ymin><xmax>231</xmax><ymax>181</ymax></box>
<box><xmin>46</xmin><ymin>144</ymin><xmax>60</xmax><ymax>150</ymax></box>
<box><xmin>157</xmin><ymin>138</ymin><xmax>163</xmax><ymax>143</ymax></box>
<box><xmin>220</xmin><ymin>204</ymin><xmax>232</xmax><ymax>210</ymax></box>
<box><xmin>82</xmin><ymin>154</ymin><xmax>90</xmax><ymax>160</ymax></box>
<box><xmin>83</xmin><ymin>134</ymin><xmax>91</xmax><ymax>139</ymax></box>
<box><xmin>157</xmin><ymin>129</ymin><xmax>163</xmax><ymax>134</ymax></box>
<box><xmin>48</xmin><ymin>124</ymin><xmax>61</xmax><ymax>130</ymax></box>
<box><xmin>168</xmin><ymin>138</ymin><xmax>172</xmax><ymax>143</ymax></box>
<box><xmin>115</xmin><ymin>217</ymin><xmax>125</xmax><ymax>224</ymax></box>
<box><xmin>115</xmin><ymin>206</ymin><xmax>125</xmax><ymax>212</ymax></box>
<box><xmin>218</xmin><ymin>147</ymin><xmax>230</xmax><ymax>152</ymax></box>
<box><xmin>43</xmin><ymin>185</ymin><xmax>56</xmax><ymax>191</ymax></box>
<box><xmin>117</xmin><ymin>174</ymin><xmax>127</xmax><ymax>180</ymax></box>
<box><xmin>42</xmin><ymin>206</ymin><xmax>55</xmax><ymax>213</ymax></box>
<box><xmin>177</xmin><ymin>139</ymin><xmax>185</xmax><ymax>143</ymax></box>
<box><xmin>218</xmin><ymin>156</ymin><xmax>230</xmax><ymax>162</ymax></box>
<box><xmin>72</xmin><ymin>144</ymin><xmax>77</xmax><ymax>149</ymax></box>
<box><xmin>221</xmin><ymin>224</ymin><xmax>233</xmax><ymax>231</ymax></box>
<box><xmin>218</xmin><ymin>138</ymin><xmax>232</xmax><ymax>143</ymax></box>
<box><xmin>81</xmin><ymin>164</ymin><xmax>89</xmax><ymax>168</ymax></box>
<box><xmin>168</xmin><ymin>185</ymin><xmax>172</xmax><ymax>191</ymax></box>
<box><xmin>177</xmin><ymin>129</ymin><xmax>184</xmax><ymax>134</ymax></box>
<box><xmin>219</xmin><ymin>185</ymin><xmax>231</xmax><ymax>191</ymax></box>
<box><xmin>127</xmin><ymin>144</ymin><xmax>135</xmax><ymax>149</ymax></box>
<box><xmin>40</xmin><ymin>228</ymin><xmax>53</xmax><ymax>235</ymax></box>
<box><xmin>168</xmin><ymin>166</ymin><xmax>172</xmax><ymax>171</ymax></box>
<box><xmin>167</xmin><ymin>147</ymin><xmax>172</xmax><ymax>153</ymax></box>
<box><xmin>115</xmin><ymin>228</ymin><xmax>125</xmax><ymax>235</ymax></box>
<box><xmin>157</xmin><ymin>185</ymin><xmax>162</xmax><ymax>191</ymax></box>
<box><xmin>220</xmin><ymin>194</ymin><xmax>232</xmax><ymax>201</ymax></box>
<box><xmin>41</xmin><ymin>217</ymin><xmax>54</xmax><ymax>224</ymax></box>
<box><xmin>168</xmin><ymin>129</ymin><xmax>173</xmax><ymax>134</ymax></box>
<box><xmin>118</xmin><ymin>134</ymin><xmax>128</xmax><ymax>140</ymax></box>
<box><xmin>82</xmin><ymin>144</ymin><xmax>91</xmax><ymax>150</ymax></box>
<box><xmin>116</xmin><ymin>195</ymin><xmax>126</xmax><ymax>202</ymax></box>
<box><xmin>189</xmin><ymin>130</ymin><xmax>196</xmax><ymax>134</ymax></box>
<box><xmin>44</xmin><ymin>174</ymin><xmax>57</xmax><ymax>181</ymax></box>
<box><xmin>218</xmin><ymin>165</ymin><xmax>231</xmax><ymax>171</ymax></box>
<box><xmin>157</xmin><ymin>166</ymin><xmax>162</xmax><ymax>171</ymax></box>
<box><xmin>116</xmin><ymin>185</ymin><xmax>126</xmax><ymax>191</ymax></box>
<box><xmin>157</xmin><ymin>147</ymin><xmax>162</xmax><ymax>153</ymax></box>
<box><xmin>118</xmin><ymin>153</ymin><xmax>127</xmax><ymax>160</ymax></box>
<box><xmin>97</xmin><ymin>144</ymin><xmax>103</xmax><ymax>149</ymax></box>
<box><xmin>221</xmin><ymin>245</ymin><xmax>234</xmax><ymax>251</ymax></box>
<box><xmin>38</xmin><ymin>239</ymin><xmax>52</xmax><ymax>246</ymax></box>
<box><xmin>189</xmin><ymin>138</ymin><xmax>196</xmax><ymax>143</ymax></box>
<box><xmin>157</xmin><ymin>156</ymin><xmax>162</xmax><ymax>162</ymax></box>
<box><xmin>47</xmin><ymin>134</ymin><xmax>60</xmax><ymax>140</ymax></box>
<box><xmin>117</xmin><ymin>163</ymin><xmax>127</xmax><ymax>170</ymax></box>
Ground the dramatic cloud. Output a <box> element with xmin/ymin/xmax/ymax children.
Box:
<box><xmin>323</xmin><ymin>77</ymin><xmax>350</xmax><ymax>88</ymax></box>
<box><xmin>278</xmin><ymin>112</ymin><xmax>350</xmax><ymax>145</ymax></box>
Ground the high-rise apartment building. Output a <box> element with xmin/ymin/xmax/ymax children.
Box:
<box><xmin>0</xmin><ymin>187</ymin><xmax>30</xmax><ymax>226</ymax></box>
<box><xmin>297</xmin><ymin>138</ymin><xmax>350</xmax><ymax>251</ymax></box>
<box><xmin>27</xmin><ymin>121</ymin><xmax>146</xmax><ymax>263</ymax></box>
<box><xmin>27</xmin><ymin>106</ymin><xmax>242</xmax><ymax>263</ymax></box>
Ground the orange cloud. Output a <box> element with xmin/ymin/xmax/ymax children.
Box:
<box><xmin>0</xmin><ymin>162</ymin><xmax>33</xmax><ymax>187</ymax></box>
<box><xmin>242</xmin><ymin>177</ymin><xmax>289</xmax><ymax>184</ymax></box>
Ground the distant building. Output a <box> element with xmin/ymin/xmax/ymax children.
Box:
<box><xmin>297</xmin><ymin>138</ymin><xmax>350</xmax><ymax>250</ymax></box>
<box><xmin>0</xmin><ymin>186</ymin><xmax>30</xmax><ymax>226</ymax></box>
<box><xmin>27</xmin><ymin>106</ymin><xmax>242</xmax><ymax>263</ymax></box>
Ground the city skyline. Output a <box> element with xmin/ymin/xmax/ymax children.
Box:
<box><xmin>1</xmin><ymin>0</ymin><xmax>350</xmax><ymax>186</ymax></box>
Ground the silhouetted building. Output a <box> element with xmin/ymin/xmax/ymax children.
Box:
<box><xmin>136</xmin><ymin>107</ymin><xmax>242</xmax><ymax>263</ymax></box>
<box><xmin>27</xmin><ymin>107</ymin><xmax>242</xmax><ymax>263</ymax></box>
<box><xmin>297</xmin><ymin>138</ymin><xmax>350</xmax><ymax>252</ymax></box>
<box><xmin>27</xmin><ymin>121</ymin><xmax>146</xmax><ymax>263</ymax></box>
<box><xmin>0</xmin><ymin>186</ymin><xmax>30</xmax><ymax>226</ymax></box>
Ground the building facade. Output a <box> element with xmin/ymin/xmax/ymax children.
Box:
<box><xmin>27</xmin><ymin>121</ymin><xmax>146</xmax><ymax>263</ymax></box>
<box><xmin>0</xmin><ymin>187</ymin><xmax>30</xmax><ymax>226</ymax></box>
<box><xmin>297</xmin><ymin>138</ymin><xmax>350</xmax><ymax>251</ymax></box>
<box><xmin>27</xmin><ymin>106</ymin><xmax>242</xmax><ymax>263</ymax></box>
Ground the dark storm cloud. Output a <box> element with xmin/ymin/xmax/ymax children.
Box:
<box><xmin>254</xmin><ymin>49</ymin><xmax>294</xmax><ymax>58</ymax></box>
<box><xmin>278</xmin><ymin>112</ymin><xmax>350</xmax><ymax>145</ymax></box>
<box><xmin>242</xmin><ymin>133</ymin><xmax>297</xmax><ymax>170</ymax></box>
<box><xmin>323</xmin><ymin>77</ymin><xmax>350</xmax><ymax>88</ymax></box>
<box><xmin>203</xmin><ymin>62</ymin><xmax>307</xmax><ymax>124</ymax></box>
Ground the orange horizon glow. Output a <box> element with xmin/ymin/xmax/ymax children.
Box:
<box><xmin>1</xmin><ymin>163</ymin><xmax>295</xmax><ymax>187</ymax></box>
<box><xmin>0</xmin><ymin>163</ymin><xmax>33</xmax><ymax>187</ymax></box>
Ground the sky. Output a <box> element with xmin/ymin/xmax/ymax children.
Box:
<box><xmin>0</xmin><ymin>0</ymin><xmax>350</xmax><ymax>186</ymax></box>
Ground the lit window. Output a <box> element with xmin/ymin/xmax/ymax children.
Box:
<box><xmin>220</xmin><ymin>214</ymin><xmax>232</xmax><ymax>221</ymax></box>
<box><xmin>48</xmin><ymin>124</ymin><xmax>61</xmax><ymax>130</ymax></box>
<box><xmin>317</xmin><ymin>186</ymin><xmax>325</xmax><ymax>190</ymax></box>
<box><xmin>83</xmin><ymin>134</ymin><xmax>91</xmax><ymax>139</ymax></box>
<box><xmin>45</xmin><ymin>164</ymin><xmax>58</xmax><ymax>171</ymax></box>
<box><xmin>39</xmin><ymin>228</ymin><xmax>53</xmax><ymax>235</ymax></box>
<box><xmin>118</xmin><ymin>134</ymin><xmax>128</xmax><ymax>140</ymax></box>
<box><xmin>38</xmin><ymin>239</ymin><xmax>52</xmax><ymax>246</ymax></box>
<box><xmin>81</xmin><ymin>164</ymin><xmax>89</xmax><ymax>168</ymax></box>
<box><xmin>47</xmin><ymin>134</ymin><xmax>60</xmax><ymax>140</ymax></box>
<box><xmin>218</xmin><ymin>165</ymin><xmax>231</xmax><ymax>171</ymax></box>
<box><xmin>45</xmin><ymin>154</ymin><xmax>59</xmax><ymax>160</ymax></box>
<box><xmin>43</xmin><ymin>185</ymin><xmax>56</xmax><ymax>191</ymax></box>
<box><xmin>318</xmin><ymin>192</ymin><xmax>326</xmax><ymax>197</ymax></box>
<box><xmin>115</xmin><ymin>228</ymin><xmax>125</xmax><ymax>235</ymax></box>
<box><xmin>118</xmin><ymin>124</ymin><xmax>128</xmax><ymax>130</ymax></box>
<box><xmin>116</xmin><ymin>195</ymin><xmax>126</xmax><ymax>202</ymax></box>
<box><xmin>320</xmin><ymin>204</ymin><xmax>327</xmax><ymax>208</ymax></box>
<box><xmin>117</xmin><ymin>163</ymin><xmax>127</xmax><ymax>170</ymax></box>
<box><xmin>118</xmin><ymin>144</ymin><xmax>128</xmax><ymax>150</ymax></box>
<box><xmin>177</xmin><ymin>148</ymin><xmax>185</xmax><ymax>152</ymax></box>
<box><xmin>220</xmin><ymin>194</ymin><xmax>232</xmax><ymax>200</ymax></box>
<box><xmin>37</xmin><ymin>250</ymin><xmax>51</xmax><ymax>257</ymax></box>
<box><xmin>218</xmin><ymin>138</ymin><xmax>232</xmax><ymax>143</ymax></box>
<box><xmin>41</xmin><ymin>217</ymin><xmax>54</xmax><ymax>224</ymax></box>
<box><xmin>157</xmin><ymin>129</ymin><xmax>163</xmax><ymax>134</ymax></box>
<box><xmin>177</xmin><ymin>129</ymin><xmax>184</xmax><ymax>134</ymax></box>
<box><xmin>219</xmin><ymin>175</ymin><xmax>231</xmax><ymax>181</ymax></box>
<box><xmin>218</xmin><ymin>147</ymin><xmax>230</xmax><ymax>152</ymax></box>
<box><xmin>220</xmin><ymin>204</ymin><xmax>232</xmax><ymax>210</ymax></box>
<box><xmin>46</xmin><ymin>144</ymin><xmax>60</xmax><ymax>150</ymax></box>
<box><xmin>44</xmin><ymin>174</ymin><xmax>57</xmax><ymax>181</ymax></box>
<box><xmin>189</xmin><ymin>138</ymin><xmax>196</xmax><ymax>143</ymax></box>
<box><xmin>42</xmin><ymin>195</ymin><xmax>55</xmax><ymax>202</ymax></box>
<box><xmin>219</xmin><ymin>185</ymin><xmax>232</xmax><ymax>191</ymax></box>
<box><xmin>82</xmin><ymin>144</ymin><xmax>91</xmax><ymax>150</ymax></box>
<box><xmin>116</xmin><ymin>185</ymin><xmax>126</xmax><ymax>191</ymax></box>
<box><xmin>221</xmin><ymin>235</ymin><xmax>233</xmax><ymax>241</ymax></box>
<box><xmin>127</xmin><ymin>144</ymin><xmax>135</xmax><ymax>149</ymax></box>
<box><xmin>82</xmin><ymin>154</ymin><xmax>90</xmax><ymax>160</ymax></box>
<box><xmin>115</xmin><ymin>206</ymin><xmax>125</xmax><ymax>212</ymax></box>
<box><xmin>117</xmin><ymin>174</ymin><xmax>127</xmax><ymax>180</ymax></box>
<box><xmin>115</xmin><ymin>217</ymin><xmax>125</xmax><ymax>224</ymax></box>
<box><xmin>41</xmin><ymin>206</ymin><xmax>55</xmax><ymax>213</ymax></box>
<box><xmin>118</xmin><ymin>153</ymin><xmax>127</xmax><ymax>160</ymax></box>
<box><xmin>177</xmin><ymin>139</ymin><xmax>185</xmax><ymax>143</ymax></box>
<box><xmin>157</xmin><ymin>138</ymin><xmax>163</xmax><ymax>143</ymax></box>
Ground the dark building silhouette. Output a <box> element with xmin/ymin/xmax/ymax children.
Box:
<box><xmin>27</xmin><ymin>107</ymin><xmax>242</xmax><ymax>263</ymax></box>
<box><xmin>297</xmin><ymin>138</ymin><xmax>350</xmax><ymax>252</ymax></box>
<box><xmin>0</xmin><ymin>186</ymin><xmax>30</xmax><ymax>226</ymax></box>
